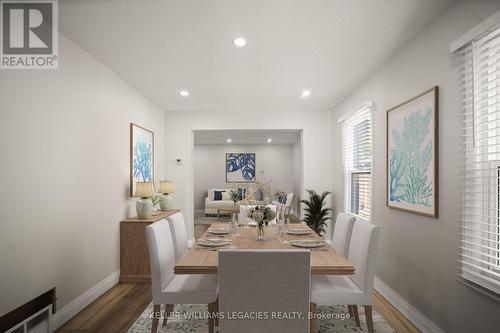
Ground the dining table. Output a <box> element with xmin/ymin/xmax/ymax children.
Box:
<box><xmin>174</xmin><ymin>222</ymin><xmax>355</xmax><ymax>275</ymax></box>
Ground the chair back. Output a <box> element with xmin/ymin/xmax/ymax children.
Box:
<box><xmin>285</xmin><ymin>193</ymin><xmax>294</xmax><ymax>208</ymax></box>
<box><xmin>145</xmin><ymin>219</ymin><xmax>176</xmax><ymax>301</ymax></box>
<box><xmin>218</xmin><ymin>249</ymin><xmax>310</xmax><ymax>333</ymax></box>
<box><xmin>331</xmin><ymin>213</ymin><xmax>356</xmax><ymax>257</ymax></box>
<box><xmin>167</xmin><ymin>212</ymin><xmax>188</xmax><ymax>262</ymax></box>
<box><xmin>276</xmin><ymin>204</ymin><xmax>285</xmax><ymax>221</ymax></box>
<box><xmin>347</xmin><ymin>219</ymin><xmax>380</xmax><ymax>296</ymax></box>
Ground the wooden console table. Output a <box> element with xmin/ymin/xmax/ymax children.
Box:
<box><xmin>120</xmin><ymin>209</ymin><xmax>180</xmax><ymax>283</ymax></box>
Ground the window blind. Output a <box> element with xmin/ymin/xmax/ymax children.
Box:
<box><xmin>459</xmin><ymin>26</ymin><xmax>500</xmax><ymax>294</ymax></box>
<box><xmin>341</xmin><ymin>105</ymin><xmax>373</xmax><ymax>220</ymax></box>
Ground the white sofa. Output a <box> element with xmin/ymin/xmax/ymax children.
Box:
<box><xmin>205</xmin><ymin>188</ymin><xmax>235</xmax><ymax>216</ymax></box>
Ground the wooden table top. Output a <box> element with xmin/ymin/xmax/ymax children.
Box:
<box><xmin>174</xmin><ymin>223</ymin><xmax>355</xmax><ymax>275</ymax></box>
<box><xmin>121</xmin><ymin>209</ymin><xmax>180</xmax><ymax>223</ymax></box>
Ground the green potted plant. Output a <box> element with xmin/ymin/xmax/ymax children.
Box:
<box><xmin>228</xmin><ymin>189</ymin><xmax>242</xmax><ymax>206</ymax></box>
<box><xmin>227</xmin><ymin>189</ymin><xmax>243</xmax><ymax>234</ymax></box>
<box><xmin>149</xmin><ymin>194</ymin><xmax>162</xmax><ymax>215</ymax></box>
<box><xmin>300</xmin><ymin>190</ymin><xmax>332</xmax><ymax>235</ymax></box>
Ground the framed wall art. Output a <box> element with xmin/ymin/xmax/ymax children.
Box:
<box><xmin>226</xmin><ymin>153</ymin><xmax>256</xmax><ymax>183</ymax></box>
<box><xmin>130</xmin><ymin>123</ymin><xmax>154</xmax><ymax>197</ymax></box>
<box><xmin>386</xmin><ymin>86</ymin><xmax>438</xmax><ymax>217</ymax></box>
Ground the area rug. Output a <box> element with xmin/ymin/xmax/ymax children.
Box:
<box><xmin>128</xmin><ymin>303</ymin><xmax>395</xmax><ymax>333</ymax></box>
<box><xmin>194</xmin><ymin>212</ymin><xmax>224</xmax><ymax>225</ymax></box>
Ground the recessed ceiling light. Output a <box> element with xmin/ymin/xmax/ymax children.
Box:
<box><xmin>180</xmin><ymin>90</ymin><xmax>189</xmax><ymax>97</ymax></box>
<box><xmin>226</xmin><ymin>138</ymin><xmax>232</xmax><ymax>143</ymax></box>
<box><xmin>233</xmin><ymin>38</ymin><xmax>246</xmax><ymax>47</ymax></box>
<box><xmin>301</xmin><ymin>90</ymin><xmax>311</xmax><ymax>98</ymax></box>
<box><xmin>267</xmin><ymin>138</ymin><xmax>273</xmax><ymax>143</ymax></box>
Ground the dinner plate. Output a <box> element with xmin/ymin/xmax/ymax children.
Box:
<box><xmin>207</xmin><ymin>228</ymin><xmax>230</xmax><ymax>234</ymax></box>
<box><xmin>286</xmin><ymin>229</ymin><xmax>312</xmax><ymax>235</ymax></box>
<box><xmin>197</xmin><ymin>239</ymin><xmax>232</xmax><ymax>247</ymax></box>
<box><xmin>204</xmin><ymin>238</ymin><xmax>230</xmax><ymax>243</ymax></box>
<box><xmin>289</xmin><ymin>240</ymin><xmax>325</xmax><ymax>248</ymax></box>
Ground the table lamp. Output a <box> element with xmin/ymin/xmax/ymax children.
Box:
<box><xmin>158</xmin><ymin>180</ymin><xmax>174</xmax><ymax>211</ymax></box>
<box><xmin>135</xmin><ymin>182</ymin><xmax>155</xmax><ymax>219</ymax></box>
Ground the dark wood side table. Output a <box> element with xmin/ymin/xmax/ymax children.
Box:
<box><xmin>120</xmin><ymin>209</ymin><xmax>180</xmax><ymax>283</ymax></box>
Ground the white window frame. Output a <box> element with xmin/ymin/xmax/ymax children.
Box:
<box><xmin>452</xmin><ymin>10</ymin><xmax>500</xmax><ymax>297</ymax></box>
<box><xmin>339</xmin><ymin>101</ymin><xmax>374</xmax><ymax>221</ymax></box>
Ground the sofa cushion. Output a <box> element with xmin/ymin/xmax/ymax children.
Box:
<box><xmin>214</xmin><ymin>190</ymin><xmax>225</xmax><ymax>201</ymax></box>
<box><xmin>205</xmin><ymin>200</ymin><xmax>235</xmax><ymax>209</ymax></box>
<box><xmin>221</xmin><ymin>191</ymin><xmax>231</xmax><ymax>201</ymax></box>
<box><xmin>208</xmin><ymin>188</ymin><xmax>231</xmax><ymax>201</ymax></box>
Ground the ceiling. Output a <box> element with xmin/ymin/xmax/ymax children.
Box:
<box><xmin>59</xmin><ymin>0</ymin><xmax>452</xmax><ymax>112</ymax></box>
<box><xmin>194</xmin><ymin>130</ymin><xmax>300</xmax><ymax>145</ymax></box>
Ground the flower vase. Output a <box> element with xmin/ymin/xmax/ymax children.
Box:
<box><xmin>230</xmin><ymin>213</ymin><xmax>239</xmax><ymax>236</ymax></box>
<box><xmin>257</xmin><ymin>224</ymin><xmax>265</xmax><ymax>240</ymax></box>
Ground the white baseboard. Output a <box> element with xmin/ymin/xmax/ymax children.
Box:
<box><xmin>52</xmin><ymin>270</ymin><xmax>120</xmax><ymax>331</ymax></box>
<box><xmin>374</xmin><ymin>277</ymin><xmax>445</xmax><ymax>333</ymax></box>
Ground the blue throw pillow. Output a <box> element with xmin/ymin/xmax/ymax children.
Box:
<box><xmin>280</xmin><ymin>195</ymin><xmax>287</xmax><ymax>204</ymax></box>
<box><xmin>214</xmin><ymin>190</ymin><xmax>225</xmax><ymax>201</ymax></box>
<box><xmin>238</xmin><ymin>188</ymin><xmax>246</xmax><ymax>199</ymax></box>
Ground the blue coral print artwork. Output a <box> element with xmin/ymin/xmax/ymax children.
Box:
<box><xmin>226</xmin><ymin>153</ymin><xmax>256</xmax><ymax>183</ymax></box>
<box><xmin>131</xmin><ymin>124</ymin><xmax>154</xmax><ymax>196</ymax></box>
<box><xmin>387</xmin><ymin>87</ymin><xmax>438</xmax><ymax>217</ymax></box>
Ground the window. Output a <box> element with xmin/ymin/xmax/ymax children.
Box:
<box><xmin>340</xmin><ymin>103</ymin><xmax>373</xmax><ymax>220</ymax></box>
<box><xmin>459</xmin><ymin>26</ymin><xmax>500</xmax><ymax>295</ymax></box>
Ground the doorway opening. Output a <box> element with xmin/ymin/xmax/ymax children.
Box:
<box><xmin>192</xmin><ymin>129</ymin><xmax>303</xmax><ymax>226</ymax></box>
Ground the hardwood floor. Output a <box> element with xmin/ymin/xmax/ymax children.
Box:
<box><xmin>56</xmin><ymin>283</ymin><xmax>152</xmax><ymax>333</ymax></box>
<box><xmin>58</xmin><ymin>224</ymin><xmax>420</xmax><ymax>333</ymax></box>
<box><xmin>57</xmin><ymin>283</ymin><xmax>418</xmax><ymax>333</ymax></box>
<box><xmin>373</xmin><ymin>290</ymin><xmax>420</xmax><ymax>333</ymax></box>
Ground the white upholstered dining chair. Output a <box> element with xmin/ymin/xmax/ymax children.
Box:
<box><xmin>167</xmin><ymin>212</ymin><xmax>188</xmax><ymax>263</ymax></box>
<box><xmin>283</xmin><ymin>193</ymin><xmax>294</xmax><ymax>217</ymax></box>
<box><xmin>275</xmin><ymin>203</ymin><xmax>285</xmax><ymax>221</ymax></box>
<box><xmin>311</xmin><ymin>221</ymin><xmax>380</xmax><ymax>333</ymax></box>
<box><xmin>330</xmin><ymin>213</ymin><xmax>356</xmax><ymax>257</ymax></box>
<box><xmin>145</xmin><ymin>219</ymin><xmax>218</xmax><ymax>333</ymax></box>
<box><xmin>218</xmin><ymin>249</ymin><xmax>311</xmax><ymax>333</ymax></box>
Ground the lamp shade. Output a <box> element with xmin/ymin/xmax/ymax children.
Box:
<box><xmin>135</xmin><ymin>182</ymin><xmax>155</xmax><ymax>198</ymax></box>
<box><xmin>158</xmin><ymin>180</ymin><xmax>174</xmax><ymax>194</ymax></box>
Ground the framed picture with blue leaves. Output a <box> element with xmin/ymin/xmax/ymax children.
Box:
<box><xmin>130</xmin><ymin>123</ymin><xmax>154</xmax><ymax>197</ymax></box>
<box><xmin>386</xmin><ymin>86</ymin><xmax>438</xmax><ymax>217</ymax></box>
<box><xmin>226</xmin><ymin>153</ymin><xmax>256</xmax><ymax>183</ymax></box>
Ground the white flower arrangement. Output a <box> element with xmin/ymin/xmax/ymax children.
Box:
<box><xmin>248</xmin><ymin>205</ymin><xmax>276</xmax><ymax>226</ymax></box>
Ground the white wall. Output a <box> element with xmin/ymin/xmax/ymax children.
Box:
<box><xmin>165</xmin><ymin>109</ymin><xmax>331</xmax><ymax>240</ymax></box>
<box><xmin>0</xmin><ymin>33</ymin><xmax>165</xmax><ymax>317</ymax></box>
<box><xmin>193</xmin><ymin>144</ymin><xmax>299</xmax><ymax>211</ymax></box>
<box><xmin>330</xmin><ymin>1</ymin><xmax>500</xmax><ymax>332</ymax></box>
<box><xmin>292</xmin><ymin>139</ymin><xmax>303</xmax><ymax>216</ymax></box>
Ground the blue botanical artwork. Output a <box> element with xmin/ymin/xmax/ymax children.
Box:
<box><xmin>387</xmin><ymin>87</ymin><xmax>438</xmax><ymax>217</ymax></box>
<box><xmin>226</xmin><ymin>153</ymin><xmax>256</xmax><ymax>183</ymax></box>
<box><xmin>130</xmin><ymin>124</ymin><xmax>154</xmax><ymax>196</ymax></box>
